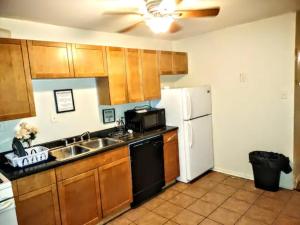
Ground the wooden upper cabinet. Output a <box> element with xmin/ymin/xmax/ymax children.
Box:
<box><xmin>173</xmin><ymin>52</ymin><xmax>188</xmax><ymax>74</ymax></box>
<box><xmin>58</xmin><ymin>169</ymin><xmax>102</xmax><ymax>225</ymax></box>
<box><xmin>27</xmin><ymin>40</ymin><xmax>74</xmax><ymax>78</ymax></box>
<box><xmin>15</xmin><ymin>184</ymin><xmax>61</xmax><ymax>225</ymax></box>
<box><xmin>141</xmin><ymin>50</ymin><xmax>161</xmax><ymax>100</ymax></box>
<box><xmin>99</xmin><ymin>157</ymin><xmax>133</xmax><ymax>217</ymax></box>
<box><xmin>0</xmin><ymin>38</ymin><xmax>35</xmax><ymax>121</ymax></box>
<box><xmin>72</xmin><ymin>44</ymin><xmax>107</xmax><ymax>78</ymax></box>
<box><xmin>163</xmin><ymin>130</ymin><xmax>180</xmax><ymax>184</ymax></box>
<box><xmin>97</xmin><ymin>47</ymin><xmax>127</xmax><ymax>105</ymax></box>
<box><xmin>125</xmin><ymin>48</ymin><xmax>144</xmax><ymax>102</ymax></box>
<box><xmin>159</xmin><ymin>51</ymin><xmax>173</xmax><ymax>75</ymax></box>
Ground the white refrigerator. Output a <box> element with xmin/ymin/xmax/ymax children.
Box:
<box><xmin>155</xmin><ymin>86</ymin><xmax>214</xmax><ymax>183</ymax></box>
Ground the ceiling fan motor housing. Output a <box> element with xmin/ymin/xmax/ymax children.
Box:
<box><xmin>145</xmin><ymin>0</ymin><xmax>165</xmax><ymax>16</ymax></box>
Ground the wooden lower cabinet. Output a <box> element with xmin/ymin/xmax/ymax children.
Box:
<box><xmin>58</xmin><ymin>169</ymin><xmax>102</xmax><ymax>225</ymax></box>
<box><xmin>99</xmin><ymin>157</ymin><xmax>133</xmax><ymax>217</ymax></box>
<box><xmin>163</xmin><ymin>131</ymin><xmax>180</xmax><ymax>183</ymax></box>
<box><xmin>15</xmin><ymin>184</ymin><xmax>61</xmax><ymax>225</ymax></box>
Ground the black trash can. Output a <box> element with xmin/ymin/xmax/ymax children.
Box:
<box><xmin>249</xmin><ymin>151</ymin><xmax>292</xmax><ymax>192</ymax></box>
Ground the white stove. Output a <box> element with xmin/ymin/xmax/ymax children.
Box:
<box><xmin>0</xmin><ymin>172</ymin><xmax>18</xmax><ymax>225</ymax></box>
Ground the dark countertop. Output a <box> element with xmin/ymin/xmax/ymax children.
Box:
<box><xmin>0</xmin><ymin>126</ymin><xmax>178</xmax><ymax>181</ymax></box>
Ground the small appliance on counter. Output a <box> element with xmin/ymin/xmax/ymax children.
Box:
<box><xmin>125</xmin><ymin>106</ymin><xmax>166</xmax><ymax>133</ymax></box>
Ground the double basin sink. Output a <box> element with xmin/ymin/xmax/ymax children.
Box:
<box><xmin>50</xmin><ymin>138</ymin><xmax>123</xmax><ymax>161</ymax></box>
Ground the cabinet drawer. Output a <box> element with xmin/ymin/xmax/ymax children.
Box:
<box><xmin>13</xmin><ymin>169</ymin><xmax>56</xmax><ymax>196</ymax></box>
<box><xmin>163</xmin><ymin>130</ymin><xmax>178</xmax><ymax>143</ymax></box>
<box><xmin>56</xmin><ymin>146</ymin><xmax>129</xmax><ymax>181</ymax></box>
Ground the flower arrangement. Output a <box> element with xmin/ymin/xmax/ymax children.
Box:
<box><xmin>15</xmin><ymin>122</ymin><xmax>38</xmax><ymax>147</ymax></box>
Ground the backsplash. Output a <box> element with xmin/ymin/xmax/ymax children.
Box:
<box><xmin>0</xmin><ymin>78</ymin><xmax>148</xmax><ymax>153</ymax></box>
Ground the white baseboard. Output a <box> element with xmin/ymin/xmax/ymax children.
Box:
<box><xmin>213</xmin><ymin>167</ymin><xmax>294</xmax><ymax>190</ymax></box>
<box><xmin>213</xmin><ymin>167</ymin><xmax>254</xmax><ymax>180</ymax></box>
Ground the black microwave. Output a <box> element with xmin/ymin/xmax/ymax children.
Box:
<box><xmin>125</xmin><ymin>108</ymin><xmax>166</xmax><ymax>132</ymax></box>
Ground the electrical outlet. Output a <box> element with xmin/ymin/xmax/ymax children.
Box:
<box><xmin>239</xmin><ymin>73</ymin><xmax>247</xmax><ymax>83</ymax></box>
<box><xmin>281</xmin><ymin>92</ymin><xmax>288</xmax><ymax>100</ymax></box>
<box><xmin>51</xmin><ymin>113</ymin><xmax>59</xmax><ymax>123</ymax></box>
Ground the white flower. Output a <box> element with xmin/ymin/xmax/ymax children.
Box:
<box><xmin>15</xmin><ymin>122</ymin><xmax>38</xmax><ymax>141</ymax></box>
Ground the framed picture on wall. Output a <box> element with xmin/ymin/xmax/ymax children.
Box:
<box><xmin>102</xmin><ymin>108</ymin><xmax>116</xmax><ymax>124</ymax></box>
<box><xmin>54</xmin><ymin>89</ymin><xmax>75</xmax><ymax>113</ymax></box>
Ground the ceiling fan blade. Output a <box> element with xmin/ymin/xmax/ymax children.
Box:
<box><xmin>169</xmin><ymin>21</ymin><xmax>182</xmax><ymax>33</ymax></box>
<box><xmin>103</xmin><ymin>11</ymin><xmax>143</xmax><ymax>16</ymax></box>
<box><xmin>175</xmin><ymin>7</ymin><xmax>220</xmax><ymax>18</ymax></box>
<box><xmin>118</xmin><ymin>21</ymin><xmax>144</xmax><ymax>33</ymax></box>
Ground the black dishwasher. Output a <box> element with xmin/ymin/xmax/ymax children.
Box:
<box><xmin>130</xmin><ymin>135</ymin><xmax>165</xmax><ymax>207</ymax></box>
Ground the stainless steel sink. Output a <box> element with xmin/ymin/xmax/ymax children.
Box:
<box><xmin>79</xmin><ymin>138</ymin><xmax>123</xmax><ymax>150</ymax></box>
<box><xmin>50</xmin><ymin>145</ymin><xmax>91</xmax><ymax>161</ymax></box>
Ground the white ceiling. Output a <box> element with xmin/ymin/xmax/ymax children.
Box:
<box><xmin>0</xmin><ymin>0</ymin><xmax>300</xmax><ymax>40</ymax></box>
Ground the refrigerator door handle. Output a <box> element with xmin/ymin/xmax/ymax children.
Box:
<box><xmin>186</xmin><ymin>92</ymin><xmax>192</xmax><ymax>119</ymax></box>
<box><xmin>188</xmin><ymin>121</ymin><xmax>193</xmax><ymax>148</ymax></box>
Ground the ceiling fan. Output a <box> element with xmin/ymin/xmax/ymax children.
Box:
<box><xmin>103</xmin><ymin>0</ymin><xmax>220</xmax><ymax>34</ymax></box>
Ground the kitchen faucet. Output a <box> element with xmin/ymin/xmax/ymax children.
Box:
<box><xmin>80</xmin><ymin>131</ymin><xmax>91</xmax><ymax>141</ymax></box>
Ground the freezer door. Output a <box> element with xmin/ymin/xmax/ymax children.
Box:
<box><xmin>184</xmin><ymin>115</ymin><xmax>214</xmax><ymax>181</ymax></box>
<box><xmin>182</xmin><ymin>86</ymin><xmax>212</xmax><ymax>120</ymax></box>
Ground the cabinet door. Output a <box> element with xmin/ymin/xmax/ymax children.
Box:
<box><xmin>0</xmin><ymin>38</ymin><xmax>35</xmax><ymax>121</ymax></box>
<box><xmin>27</xmin><ymin>40</ymin><xmax>74</xmax><ymax>78</ymax></box>
<box><xmin>72</xmin><ymin>44</ymin><xmax>107</xmax><ymax>78</ymax></box>
<box><xmin>58</xmin><ymin>170</ymin><xmax>102</xmax><ymax>225</ymax></box>
<box><xmin>99</xmin><ymin>157</ymin><xmax>133</xmax><ymax>217</ymax></box>
<box><xmin>15</xmin><ymin>184</ymin><xmax>61</xmax><ymax>225</ymax></box>
<box><xmin>125</xmin><ymin>48</ymin><xmax>144</xmax><ymax>102</ymax></box>
<box><xmin>106</xmin><ymin>47</ymin><xmax>127</xmax><ymax>104</ymax></box>
<box><xmin>173</xmin><ymin>52</ymin><xmax>188</xmax><ymax>74</ymax></box>
<box><xmin>159</xmin><ymin>51</ymin><xmax>173</xmax><ymax>75</ymax></box>
<box><xmin>141</xmin><ymin>50</ymin><xmax>161</xmax><ymax>100</ymax></box>
<box><xmin>163</xmin><ymin>131</ymin><xmax>180</xmax><ymax>183</ymax></box>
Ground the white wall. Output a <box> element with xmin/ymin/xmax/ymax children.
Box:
<box><xmin>172</xmin><ymin>13</ymin><xmax>296</xmax><ymax>189</ymax></box>
<box><xmin>0</xmin><ymin>18</ymin><xmax>172</xmax><ymax>152</ymax></box>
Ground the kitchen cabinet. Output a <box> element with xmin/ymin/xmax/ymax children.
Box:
<box><xmin>58</xmin><ymin>169</ymin><xmax>102</xmax><ymax>225</ymax></box>
<box><xmin>163</xmin><ymin>130</ymin><xmax>180</xmax><ymax>183</ymax></box>
<box><xmin>0</xmin><ymin>38</ymin><xmax>35</xmax><ymax>121</ymax></box>
<box><xmin>99</xmin><ymin>157</ymin><xmax>133</xmax><ymax>217</ymax></box>
<box><xmin>12</xmin><ymin>169</ymin><xmax>61</xmax><ymax>225</ymax></box>
<box><xmin>97</xmin><ymin>47</ymin><xmax>127</xmax><ymax>105</ymax></box>
<box><xmin>125</xmin><ymin>48</ymin><xmax>144</xmax><ymax>102</ymax></box>
<box><xmin>72</xmin><ymin>44</ymin><xmax>107</xmax><ymax>78</ymax></box>
<box><xmin>159</xmin><ymin>51</ymin><xmax>188</xmax><ymax>75</ymax></box>
<box><xmin>27</xmin><ymin>40</ymin><xmax>74</xmax><ymax>78</ymax></box>
<box><xmin>55</xmin><ymin>146</ymin><xmax>131</xmax><ymax>223</ymax></box>
<box><xmin>15</xmin><ymin>185</ymin><xmax>61</xmax><ymax>225</ymax></box>
<box><xmin>159</xmin><ymin>51</ymin><xmax>173</xmax><ymax>75</ymax></box>
<box><xmin>172</xmin><ymin>52</ymin><xmax>188</xmax><ymax>74</ymax></box>
<box><xmin>141</xmin><ymin>50</ymin><xmax>161</xmax><ymax>100</ymax></box>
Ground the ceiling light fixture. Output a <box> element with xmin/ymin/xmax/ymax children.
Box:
<box><xmin>143</xmin><ymin>0</ymin><xmax>176</xmax><ymax>33</ymax></box>
<box><xmin>145</xmin><ymin>15</ymin><xmax>174</xmax><ymax>33</ymax></box>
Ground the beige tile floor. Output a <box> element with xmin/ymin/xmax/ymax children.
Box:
<box><xmin>106</xmin><ymin>171</ymin><xmax>300</xmax><ymax>225</ymax></box>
